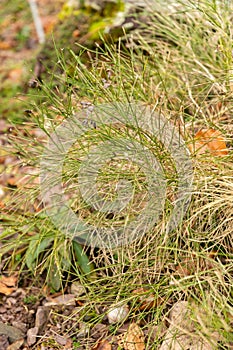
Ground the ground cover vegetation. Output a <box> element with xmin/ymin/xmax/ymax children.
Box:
<box><xmin>0</xmin><ymin>0</ymin><xmax>232</xmax><ymax>349</ymax></box>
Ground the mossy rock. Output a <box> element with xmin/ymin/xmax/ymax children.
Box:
<box><xmin>32</xmin><ymin>0</ymin><xmax>137</xmax><ymax>82</ymax></box>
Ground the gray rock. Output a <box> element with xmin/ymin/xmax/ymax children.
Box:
<box><xmin>0</xmin><ymin>323</ymin><xmax>24</xmax><ymax>343</ymax></box>
<box><xmin>54</xmin><ymin>334</ymin><xmax>68</xmax><ymax>346</ymax></box>
<box><xmin>27</xmin><ymin>326</ymin><xmax>38</xmax><ymax>346</ymax></box>
<box><xmin>76</xmin><ymin>322</ymin><xmax>90</xmax><ymax>338</ymax></box>
<box><xmin>35</xmin><ymin>307</ymin><xmax>49</xmax><ymax>333</ymax></box>
<box><xmin>44</xmin><ymin>294</ymin><xmax>76</xmax><ymax>307</ymax></box>
<box><xmin>70</xmin><ymin>282</ymin><xmax>86</xmax><ymax>297</ymax></box>
<box><xmin>11</xmin><ymin>322</ymin><xmax>27</xmax><ymax>334</ymax></box>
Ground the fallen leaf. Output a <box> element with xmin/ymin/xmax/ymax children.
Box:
<box><xmin>72</xmin><ymin>29</ymin><xmax>80</xmax><ymax>38</ymax></box>
<box><xmin>92</xmin><ymin>339</ymin><xmax>112</xmax><ymax>350</ymax></box>
<box><xmin>159</xmin><ymin>301</ymin><xmax>192</xmax><ymax>350</ymax></box>
<box><xmin>1</xmin><ymin>275</ymin><xmax>17</xmax><ymax>287</ymax></box>
<box><xmin>7</xmin><ymin>176</ymin><xmax>20</xmax><ymax>187</ymax></box>
<box><xmin>0</xmin><ymin>283</ymin><xmax>15</xmax><ymax>296</ymax></box>
<box><xmin>7</xmin><ymin>68</ymin><xmax>24</xmax><ymax>83</ymax></box>
<box><xmin>173</xmin><ymin>255</ymin><xmax>215</xmax><ymax>278</ymax></box>
<box><xmin>117</xmin><ymin>323</ymin><xmax>145</xmax><ymax>350</ymax></box>
<box><xmin>132</xmin><ymin>288</ymin><xmax>163</xmax><ymax>311</ymax></box>
<box><xmin>0</xmin><ymin>41</ymin><xmax>12</xmax><ymax>50</ymax></box>
<box><xmin>189</xmin><ymin>129</ymin><xmax>228</xmax><ymax>157</ymax></box>
<box><xmin>43</xmin><ymin>16</ymin><xmax>58</xmax><ymax>34</ymax></box>
<box><xmin>6</xmin><ymin>338</ymin><xmax>24</xmax><ymax>350</ymax></box>
<box><xmin>0</xmin><ymin>275</ymin><xmax>17</xmax><ymax>296</ymax></box>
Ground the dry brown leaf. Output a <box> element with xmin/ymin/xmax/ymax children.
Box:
<box><xmin>7</xmin><ymin>176</ymin><xmax>18</xmax><ymax>187</ymax></box>
<box><xmin>72</xmin><ymin>29</ymin><xmax>80</xmax><ymax>38</ymax></box>
<box><xmin>0</xmin><ymin>283</ymin><xmax>15</xmax><ymax>296</ymax></box>
<box><xmin>43</xmin><ymin>16</ymin><xmax>58</xmax><ymax>34</ymax></box>
<box><xmin>117</xmin><ymin>323</ymin><xmax>145</xmax><ymax>350</ymax></box>
<box><xmin>189</xmin><ymin>128</ymin><xmax>228</xmax><ymax>157</ymax></box>
<box><xmin>7</xmin><ymin>67</ymin><xmax>24</xmax><ymax>83</ymax></box>
<box><xmin>134</xmin><ymin>288</ymin><xmax>164</xmax><ymax>311</ymax></box>
<box><xmin>132</xmin><ymin>288</ymin><xmax>158</xmax><ymax>311</ymax></box>
<box><xmin>0</xmin><ymin>275</ymin><xmax>17</xmax><ymax>296</ymax></box>
<box><xmin>92</xmin><ymin>339</ymin><xmax>112</xmax><ymax>350</ymax></box>
<box><xmin>0</xmin><ymin>41</ymin><xmax>12</xmax><ymax>50</ymax></box>
<box><xmin>173</xmin><ymin>255</ymin><xmax>215</xmax><ymax>278</ymax></box>
<box><xmin>0</xmin><ymin>274</ymin><xmax>18</xmax><ymax>287</ymax></box>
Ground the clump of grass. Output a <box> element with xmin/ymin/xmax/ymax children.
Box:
<box><xmin>1</xmin><ymin>0</ymin><xmax>232</xmax><ymax>348</ymax></box>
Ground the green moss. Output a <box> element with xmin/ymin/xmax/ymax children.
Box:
<box><xmin>35</xmin><ymin>1</ymin><xmax>128</xmax><ymax>81</ymax></box>
<box><xmin>88</xmin><ymin>19</ymin><xmax>112</xmax><ymax>40</ymax></box>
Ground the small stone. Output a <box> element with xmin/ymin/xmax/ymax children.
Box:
<box><xmin>54</xmin><ymin>334</ymin><xmax>68</xmax><ymax>346</ymax></box>
<box><xmin>35</xmin><ymin>307</ymin><xmax>49</xmax><ymax>333</ymax></box>
<box><xmin>0</xmin><ymin>334</ymin><xmax>9</xmax><ymax>349</ymax></box>
<box><xmin>6</xmin><ymin>298</ymin><xmax>17</xmax><ymax>306</ymax></box>
<box><xmin>0</xmin><ymin>323</ymin><xmax>24</xmax><ymax>343</ymax></box>
<box><xmin>14</xmin><ymin>307</ymin><xmax>24</xmax><ymax>313</ymax></box>
<box><xmin>76</xmin><ymin>322</ymin><xmax>89</xmax><ymax>338</ymax></box>
<box><xmin>10</xmin><ymin>289</ymin><xmax>26</xmax><ymax>298</ymax></box>
<box><xmin>44</xmin><ymin>294</ymin><xmax>76</xmax><ymax>307</ymax></box>
<box><xmin>27</xmin><ymin>326</ymin><xmax>38</xmax><ymax>346</ymax></box>
<box><xmin>70</xmin><ymin>282</ymin><xmax>86</xmax><ymax>297</ymax></box>
<box><xmin>107</xmin><ymin>304</ymin><xmax>129</xmax><ymax>324</ymax></box>
<box><xmin>0</xmin><ymin>306</ymin><xmax>7</xmax><ymax>313</ymax></box>
<box><xmin>11</xmin><ymin>322</ymin><xmax>27</xmax><ymax>334</ymax></box>
<box><xmin>91</xmin><ymin>323</ymin><xmax>108</xmax><ymax>339</ymax></box>
<box><xmin>0</xmin><ymin>186</ymin><xmax>5</xmax><ymax>198</ymax></box>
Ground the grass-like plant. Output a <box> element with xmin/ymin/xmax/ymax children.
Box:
<box><xmin>1</xmin><ymin>0</ymin><xmax>232</xmax><ymax>348</ymax></box>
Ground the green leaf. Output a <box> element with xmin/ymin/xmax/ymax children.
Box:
<box><xmin>48</xmin><ymin>261</ymin><xmax>61</xmax><ymax>292</ymax></box>
<box><xmin>57</xmin><ymin>245</ymin><xmax>71</xmax><ymax>271</ymax></box>
<box><xmin>72</xmin><ymin>241</ymin><xmax>95</xmax><ymax>277</ymax></box>
<box><xmin>25</xmin><ymin>234</ymin><xmax>53</xmax><ymax>271</ymax></box>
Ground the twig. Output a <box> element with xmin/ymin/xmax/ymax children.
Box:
<box><xmin>28</xmin><ymin>0</ymin><xmax>45</xmax><ymax>44</ymax></box>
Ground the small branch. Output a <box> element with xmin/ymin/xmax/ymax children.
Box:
<box><xmin>28</xmin><ymin>0</ymin><xmax>45</xmax><ymax>44</ymax></box>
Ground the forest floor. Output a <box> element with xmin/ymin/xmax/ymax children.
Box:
<box><xmin>0</xmin><ymin>1</ymin><xmax>87</xmax><ymax>349</ymax></box>
<box><xmin>0</xmin><ymin>1</ymin><xmax>233</xmax><ymax>350</ymax></box>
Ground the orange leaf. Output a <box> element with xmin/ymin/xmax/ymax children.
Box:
<box><xmin>72</xmin><ymin>29</ymin><xmax>80</xmax><ymax>38</ymax></box>
<box><xmin>0</xmin><ymin>275</ymin><xmax>17</xmax><ymax>295</ymax></box>
<box><xmin>0</xmin><ymin>282</ymin><xmax>15</xmax><ymax>296</ymax></box>
<box><xmin>7</xmin><ymin>176</ymin><xmax>19</xmax><ymax>187</ymax></box>
<box><xmin>43</xmin><ymin>17</ymin><xmax>58</xmax><ymax>34</ymax></box>
<box><xmin>190</xmin><ymin>129</ymin><xmax>228</xmax><ymax>157</ymax></box>
<box><xmin>0</xmin><ymin>41</ymin><xmax>12</xmax><ymax>50</ymax></box>
<box><xmin>132</xmin><ymin>288</ymin><xmax>163</xmax><ymax>311</ymax></box>
<box><xmin>7</xmin><ymin>67</ymin><xmax>24</xmax><ymax>83</ymax></box>
<box><xmin>92</xmin><ymin>340</ymin><xmax>112</xmax><ymax>350</ymax></box>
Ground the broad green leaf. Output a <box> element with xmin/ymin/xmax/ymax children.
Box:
<box><xmin>72</xmin><ymin>241</ymin><xmax>95</xmax><ymax>277</ymax></box>
<box><xmin>57</xmin><ymin>245</ymin><xmax>72</xmax><ymax>271</ymax></box>
<box><xmin>25</xmin><ymin>234</ymin><xmax>53</xmax><ymax>270</ymax></box>
<box><xmin>48</xmin><ymin>262</ymin><xmax>61</xmax><ymax>292</ymax></box>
